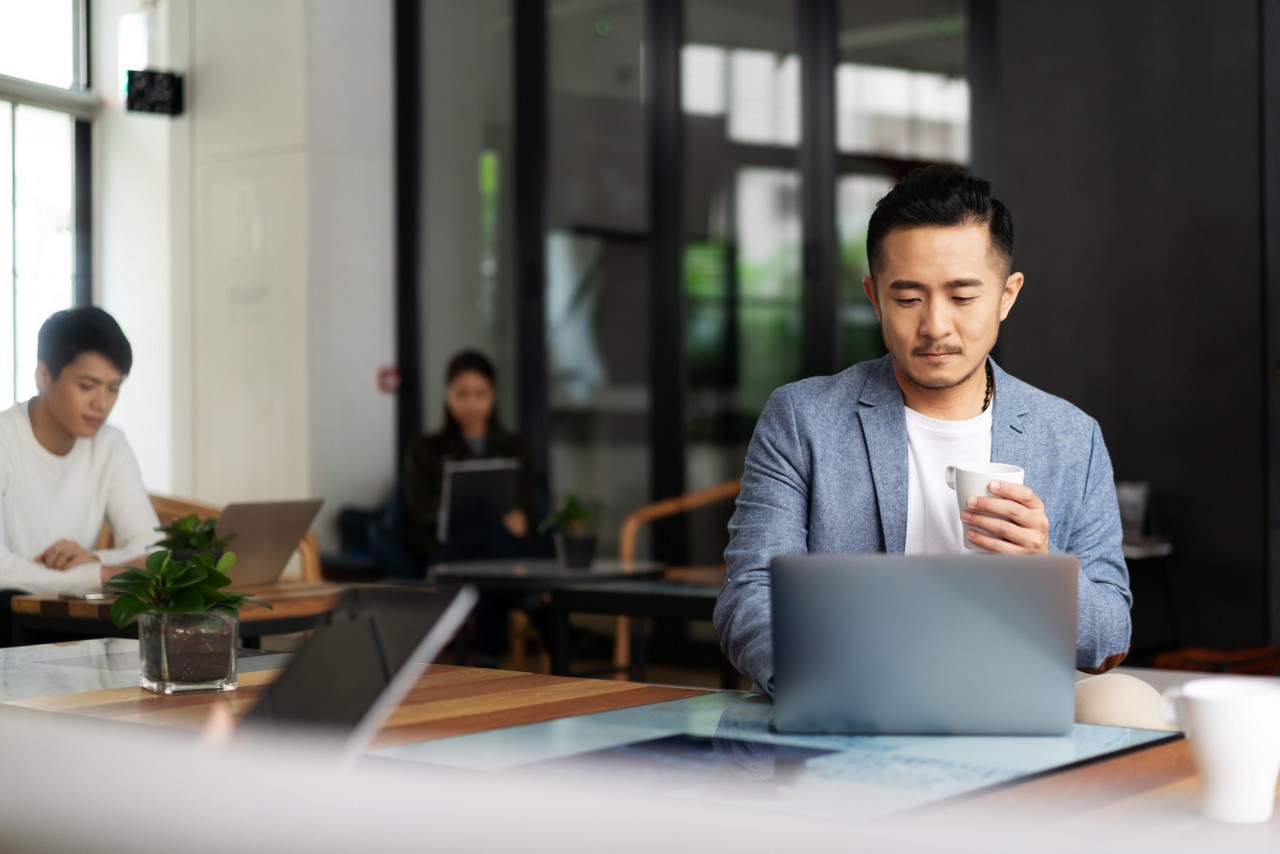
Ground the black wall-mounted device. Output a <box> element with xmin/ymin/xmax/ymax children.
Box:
<box><xmin>126</xmin><ymin>70</ymin><xmax>185</xmax><ymax>116</ymax></box>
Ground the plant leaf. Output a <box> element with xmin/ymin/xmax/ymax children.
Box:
<box><xmin>167</xmin><ymin>566</ymin><xmax>208</xmax><ymax>590</ymax></box>
<box><xmin>109</xmin><ymin>594</ymin><xmax>150</xmax><ymax>629</ymax></box>
<box><xmin>215</xmin><ymin>552</ymin><xmax>237</xmax><ymax>574</ymax></box>
<box><xmin>103</xmin><ymin>579</ymin><xmax>151</xmax><ymax>599</ymax></box>
<box><xmin>167</xmin><ymin>589</ymin><xmax>207</xmax><ymax>613</ymax></box>
<box><xmin>104</xmin><ymin>568</ymin><xmax>152</xmax><ymax>592</ymax></box>
<box><xmin>204</xmin><ymin>568</ymin><xmax>233</xmax><ymax>590</ymax></box>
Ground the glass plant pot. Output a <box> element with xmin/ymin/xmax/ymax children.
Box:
<box><xmin>137</xmin><ymin>611</ymin><xmax>238</xmax><ymax>694</ymax></box>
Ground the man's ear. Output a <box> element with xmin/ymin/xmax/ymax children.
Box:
<box><xmin>34</xmin><ymin>362</ymin><xmax>52</xmax><ymax>394</ymax></box>
<box><xmin>998</xmin><ymin>272</ymin><xmax>1024</xmax><ymax>321</ymax></box>
<box><xmin>862</xmin><ymin>276</ymin><xmax>882</xmax><ymax>322</ymax></box>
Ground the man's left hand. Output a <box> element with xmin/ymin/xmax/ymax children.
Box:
<box><xmin>36</xmin><ymin>539</ymin><xmax>97</xmax><ymax>570</ymax></box>
<box><xmin>961</xmin><ymin>479</ymin><xmax>1050</xmax><ymax>554</ymax></box>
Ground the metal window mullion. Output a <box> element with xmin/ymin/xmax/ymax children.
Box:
<box><xmin>798</xmin><ymin>0</ymin><xmax>839</xmax><ymax>378</ymax></box>
<box><xmin>9</xmin><ymin>101</ymin><xmax>17</xmax><ymax>400</ymax></box>
<box><xmin>393</xmin><ymin>0</ymin><xmax>423</xmax><ymax>466</ymax></box>
<box><xmin>73</xmin><ymin>118</ymin><xmax>91</xmax><ymax>305</ymax></box>
<box><xmin>648</xmin><ymin>0</ymin><xmax>688</xmax><ymax>561</ymax></box>
<box><xmin>514</xmin><ymin>0</ymin><xmax>549</xmax><ymax>489</ymax></box>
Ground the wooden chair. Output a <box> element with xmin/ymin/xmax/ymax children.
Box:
<box><xmin>612</xmin><ymin>479</ymin><xmax>741</xmax><ymax>672</ymax></box>
<box><xmin>97</xmin><ymin>494</ymin><xmax>322</xmax><ymax>583</ymax></box>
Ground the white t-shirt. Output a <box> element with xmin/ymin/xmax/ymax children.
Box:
<box><xmin>0</xmin><ymin>401</ymin><xmax>159</xmax><ymax>594</ymax></box>
<box><xmin>904</xmin><ymin>405</ymin><xmax>992</xmax><ymax>554</ymax></box>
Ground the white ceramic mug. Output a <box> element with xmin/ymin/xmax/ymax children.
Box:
<box><xmin>1163</xmin><ymin>677</ymin><xmax>1280</xmax><ymax>823</ymax></box>
<box><xmin>943</xmin><ymin>463</ymin><xmax>1025</xmax><ymax>552</ymax></box>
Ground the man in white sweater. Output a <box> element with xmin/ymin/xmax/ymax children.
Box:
<box><xmin>0</xmin><ymin>307</ymin><xmax>159</xmax><ymax>594</ymax></box>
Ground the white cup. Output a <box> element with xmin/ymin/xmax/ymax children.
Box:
<box><xmin>943</xmin><ymin>463</ymin><xmax>1025</xmax><ymax>552</ymax></box>
<box><xmin>1163</xmin><ymin>677</ymin><xmax>1280</xmax><ymax>823</ymax></box>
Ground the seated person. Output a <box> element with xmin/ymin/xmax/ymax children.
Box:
<box><xmin>402</xmin><ymin>350</ymin><xmax>551</xmax><ymax>665</ymax></box>
<box><xmin>714</xmin><ymin>167</ymin><xmax>1133</xmax><ymax>705</ymax></box>
<box><xmin>0</xmin><ymin>307</ymin><xmax>159</xmax><ymax>594</ymax></box>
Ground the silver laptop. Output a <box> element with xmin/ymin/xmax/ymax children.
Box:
<box><xmin>770</xmin><ymin>553</ymin><xmax>1079</xmax><ymax>736</ymax></box>
<box><xmin>215</xmin><ymin>500</ymin><xmax>324</xmax><ymax>586</ymax></box>
<box><xmin>238</xmin><ymin>584</ymin><xmax>478</xmax><ymax>761</ymax></box>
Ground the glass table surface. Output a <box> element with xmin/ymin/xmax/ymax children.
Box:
<box><xmin>374</xmin><ymin>691</ymin><xmax>1177</xmax><ymax>822</ymax></box>
<box><xmin>0</xmin><ymin>638</ymin><xmax>288</xmax><ymax>702</ymax></box>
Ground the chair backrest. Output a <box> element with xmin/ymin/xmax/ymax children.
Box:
<box><xmin>97</xmin><ymin>494</ymin><xmax>323</xmax><ymax>583</ymax></box>
<box><xmin>617</xmin><ymin>479</ymin><xmax>741</xmax><ymax>578</ymax></box>
<box><xmin>608</xmin><ymin>479</ymin><xmax>741</xmax><ymax>672</ymax></box>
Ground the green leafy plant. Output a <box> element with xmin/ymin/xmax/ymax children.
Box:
<box><xmin>538</xmin><ymin>494</ymin><xmax>594</xmax><ymax>537</ymax></box>
<box><xmin>153</xmin><ymin>514</ymin><xmax>236</xmax><ymax>552</ymax></box>
<box><xmin>105</xmin><ymin>551</ymin><xmax>270</xmax><ymax>629</ymax></box>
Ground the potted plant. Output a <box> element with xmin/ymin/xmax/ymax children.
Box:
<box><xmin>105</xmin><ymin>550</ymin><xmax>269</xmax><ymax>694</ymax></box>
<box><xmin>539</xmin><ymin>494</ymin><xmax>597</xmax><ymax>569</ymax></box>
<box><xmin>153</xmin><ymin>513</ymin><xmax>235</xmax><ymax>561</ymax></box>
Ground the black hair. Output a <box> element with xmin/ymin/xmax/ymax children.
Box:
<box><xmin>440</xmin><ymin>349</ymin><xmax>501</xmax><ymax>439</ymax></box>
<box><xmin>37</xmin><ymin>306</ymin><xmax>134</xmax><ymax>379</ymax></box>
<box><xmin>865</xmin><ymin>165</ymin><xmax>1014</xmax><ymax>279</ymax></box>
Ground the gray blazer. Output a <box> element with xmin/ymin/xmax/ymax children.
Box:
<box><xmin>714</xmin><ymin>355</ymin><xmax>1132</xmax><ymax>694</ymax></box>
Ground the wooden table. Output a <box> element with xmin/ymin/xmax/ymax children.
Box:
<box><xmin>8</xmin><ymin>582</ymin><xmax>350</xmax><ymax>646</ymax></box>
<box><xmin>4</xmin><ymin>649</ymin><xmax>1186</xmax><ymax>790</ymax></box>
<box><xmin>5</xmin><ymin>640</ymin><xmax>1270</xmax><ymax>844</ymax></box>
<box><xmin>8</xmin><ymin>660</ymin><xmax>707</xmax><ymax>751</ymax></box>
<box><xmin>5</xmin><ymin>650</ymin><xmax>1191</xmax><ymax>783</ymax></box>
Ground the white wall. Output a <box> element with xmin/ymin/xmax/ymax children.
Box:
<box><xmin>94</xmin><ymin>0</ymin><xmax>396</xmax><ymax>550</ymax></box>
<box><xmin>306</xmin><ymin>0</ymin><xmax>397</xmax><ymax>543</ymax></box>
<box><xmin>190</xmin><ymin>0</ymin><xmax>310</xmax><ymax>503</ymax></box>
<box><xmin>94</xmin><ymin>0</ymin><xmax>189</xmax><ymax>495</ymax></box>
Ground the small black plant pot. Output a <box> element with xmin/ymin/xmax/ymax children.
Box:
<box><xmin>554</xmin><ymin>533</ymin><xmax>596</xmax><ymax>569</ymax></box>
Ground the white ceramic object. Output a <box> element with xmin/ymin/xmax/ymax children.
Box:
<box><xmin>1164</xmin><ymin>677</ymin><xmax>1280</xmax><ymax>824</ymax></box>
<box><xmin>943</xmin><ymin>462</ymin><xmax>1025</xmax><ymax>552</ymax></box>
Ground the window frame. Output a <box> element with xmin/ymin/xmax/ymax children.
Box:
<box><xmin>0</xmin><ymin>0</ymin><xmax>94</xmax><ymax>405</ymax></box>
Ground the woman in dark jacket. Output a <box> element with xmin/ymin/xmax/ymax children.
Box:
<box><xmin>402</xmin><ymin>350</ymin><xmax>547</xmax><ymax>665</ymax></box>
<box><xmin>402</xmin><ymin>350</ymin><xmax>536</xmax><ymax>562</ymax></box>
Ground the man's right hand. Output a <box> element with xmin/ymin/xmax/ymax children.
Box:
<box><xmin>36</xmin><ymin>539</ymin><xmax>96</xmax><ymax>571</ymax></box>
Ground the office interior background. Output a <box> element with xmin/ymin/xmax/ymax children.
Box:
<box><xmin>1</xmin><ymin>0</ymin><xmax>1278</xmax><ymax>660</ymax></box>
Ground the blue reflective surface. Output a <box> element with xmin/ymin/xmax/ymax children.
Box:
<box><xmin>375</xmin><ymin>691</ymin><xmax>1178</xmax><ymax>820</ymax></box>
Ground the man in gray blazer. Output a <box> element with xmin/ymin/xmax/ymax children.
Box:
<box><xmin>714</xmin><ymin>167</ymin><xmax>1132</xmax><ymax>696</ymax></box>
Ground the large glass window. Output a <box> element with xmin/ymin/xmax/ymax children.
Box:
<box><xmin>5</xmin><ymin>104</ymin><xmax>76</xmax><ymax>404</ymax></box>
<box><xmin>545</xmin><ymin>0</ymin><xmax>649</xmax><ymax>557</ymax></box>
<box><xmin>836</xmin><ymin>0</ymin><xmax>970</xmax><ymax>369</ymax></box>
<box><xmin>681</xmin><ymin>0</ymin><xmax>801</xmax><ymax>564</ymax></box>
<box><xmin>0</xmin><ymin>0</ymin><xmax>78</xmax><ymax>88</ymax></box>
<box><xmin>0</xmin><ymin>0</ymin><xmax>85</xmax><ymax>405</ymax></box>
<box><xmin>420</xmin><ymin>0</ymin><xmax>516</xmax><ymax>426</ymax></box>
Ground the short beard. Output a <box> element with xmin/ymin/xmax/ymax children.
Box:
<box><xmin>894</xmin><ymin>340</ymin><xmax>988</xmax><ymax>393</ymax></box>
<box><xmin>898</xmin><ymin>359</ymin><xmax>984</xmax><ymax>393</ymax></box>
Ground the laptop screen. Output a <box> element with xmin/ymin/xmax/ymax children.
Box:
<box><xmin>239</xmin><ymin>585</ymin><xmax>477</xmax><ymax>752</ymax></box>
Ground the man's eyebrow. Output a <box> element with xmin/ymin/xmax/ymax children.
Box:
<box><xmin>73</xmin><ymin>373</ymin><xmax>120</xmax><ymax>386</ymax></box>
<box><xmin>886</xmin><ymin>278</ymin><xmax>985</xmax><ymax>290</ymax></box>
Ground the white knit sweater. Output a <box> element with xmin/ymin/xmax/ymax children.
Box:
<box><xmin>0</xmin><ymin>401</ymin><xmax>159</xmax><ymax>594</ymax></box>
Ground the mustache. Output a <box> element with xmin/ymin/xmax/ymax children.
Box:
<box><xmin>911</xmin><ymin>345</ymin><xmax>963</xmax><ymax>356</ymax></box>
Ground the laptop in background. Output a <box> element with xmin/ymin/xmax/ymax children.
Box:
<box><xmin>215</xmin><ymin>500</ymin><xmax>324</xmax><ymax>586</ymax></box>
<box><xmin>770</xmin><ymin>553</ymin><xmax>1079</xmax><ymax>736</ymax></box>
<box><xmin>238</xmin><ymin>584</ymin><xmax>478</xmax><ymax>760</ymax></box>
